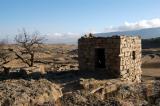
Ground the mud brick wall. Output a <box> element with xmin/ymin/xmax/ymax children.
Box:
<box><xmin>78</xmin><ymin>35</ymin><xmax>142</xmax><ymax>82</ymax></box>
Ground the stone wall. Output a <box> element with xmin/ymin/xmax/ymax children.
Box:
<box><xmin>78</xmin><ymin>35</ymin><xmax>142</xmax><ymax>82</ymax></box>
<box><xmin>119</xmin><ymin>36</ymin><xmax>142</xmax><ymax>82</ymax></box>
<box><xmin>78</xmin><ymin>36</ymin><xmax>120</xmax><ymax>77</ymax></box>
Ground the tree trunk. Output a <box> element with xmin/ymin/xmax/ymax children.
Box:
<box><xmin>30</xmin><ymin>53</ymin><xmax>34</xmax><ymax>67</ymax></box>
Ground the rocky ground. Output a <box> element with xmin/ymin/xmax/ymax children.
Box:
<box><xmin>0</xmin><ymin>44</ymin><xmax>159</xmax><ymax>106</ymax></box>
<box><xmin>61</xmin><ymin>79</ymin><xmax>160</xmax><ymax>106</ymax></box>
<box><xmin>0</xmin><ymin>79</ymin><xmax>62</xmax><ymax>106</ymax></box>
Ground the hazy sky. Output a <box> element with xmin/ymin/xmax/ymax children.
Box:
<box><xmin>0</xmin><ymin>0</ymin><xmax>160</xmax><ymax>43</ymax></box>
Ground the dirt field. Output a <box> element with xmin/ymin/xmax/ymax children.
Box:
<box><xmin>142</xmin><ymin>48</ymin><xmax>160</xmax><ymax>79</ymax></box>
<box><xmin>2</xmin><ymin>44</ymin><xmax>160</xmax><ymax>79</ymax></box>
<box><xmin>0</xmin><ymin>44</ymin><xmax>160</xmax><ymax>105</ymax></box>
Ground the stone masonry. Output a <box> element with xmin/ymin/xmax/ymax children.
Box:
<box><xmin>78</xmin><ymin>35</ymin><xmax>142</xmax><ymax>83</ymax></box>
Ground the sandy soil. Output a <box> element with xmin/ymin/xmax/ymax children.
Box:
<box><xmin>142</xmin><ymin>48</ymin><xmax>160</xmax><ymax>79</ymax></box>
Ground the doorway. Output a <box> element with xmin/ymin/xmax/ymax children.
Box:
<box><xmin>95</xmin><ymin>48</ymin><xmax>106</xmax><ymax>68</ymax></box>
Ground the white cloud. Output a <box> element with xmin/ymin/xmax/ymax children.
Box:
<box><xmin>45</xmin><ymin>18</ymin><xmax>160</xmax><ymax>44</ymax></box>
<box><xmin>46</xmin><ymin>32</ymin><xmax>82</xmax><ymax>44</ymax></box>
<box><xmin>105</xmin><ymin>18</ymin><xmax>160</xmax><ymax>32</ymax></box>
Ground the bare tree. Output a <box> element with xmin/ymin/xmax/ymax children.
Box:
<box><xmin>13</xmin><ymin>29</ymin><xmax>45</xmax><ymax>67</ymax></box>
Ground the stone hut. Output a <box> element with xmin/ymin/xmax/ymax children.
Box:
<box><xmin>78</xmin><ymin>35</ymin><xmax>142</xmax><ymax>82</ymax></box>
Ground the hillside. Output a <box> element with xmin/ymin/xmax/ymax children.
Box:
<box><xmin>142</xmin><ymin>37</ymin><xmax>160</xmax><ymax>48</ymax></box>
<box><xmin>95</xmin><ymin>27</ymin><xmax>160</xmax><ymax>39</ymax></box>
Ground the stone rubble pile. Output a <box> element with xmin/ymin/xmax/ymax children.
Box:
<box><xmin>77</xmin><ymin>79</ymin><xmax>160</xmax><ymax>106</ymax></box>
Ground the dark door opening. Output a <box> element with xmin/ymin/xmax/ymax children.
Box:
<box><xmin>95</xmin><ymin>48</ymin><xmax>106</xmax><ymax>68</ymax></box>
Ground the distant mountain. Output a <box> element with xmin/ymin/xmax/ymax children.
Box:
<box><xmin>142</xmin><ymin>37</ymin><xmax>160</xmax><ymax>49</ymax></box>
<box><xmin>94</xmin><ymin>27</ymin><xmax>160</xmax><ymax>39</ymax></box>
